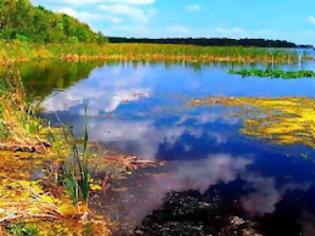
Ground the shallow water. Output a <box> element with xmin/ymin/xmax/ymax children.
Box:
<box><xmin>21</xmin><ymin>60</ymin><xmax>315</xmax><ymax>235</ymax></box>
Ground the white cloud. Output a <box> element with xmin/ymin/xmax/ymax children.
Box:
<box><xmin>212</xmin><ymin>26</ymin><xmax>248</xmax><ymax>39</ymax></box>
<box><xmin>215</xmin><ymin>26</ymin><xmax>246</xmax><ymax>34</ymax></box>
<box><xmin>98</xmin><ymin>4</ymin><xmax>148</xmax><ymax>23</ymax></box>
<box><xmin>57</xmin><ymin>7</ymin><xmax>78</xmax><ymax>18</ymax></box>
<box><xmin>35</xmin><ymin>0</ymin><xmax>103</xmax><ymax>6</ymax></box>
<box><xmin>35</xmin><ymin>0</ymin><xmax>155</xmax><ymax>6</ymax></box>
<box><xmin>309</xmin><ymin>16</ymin><xmax>315</xmax><ymax>25</ymax></box>
<box><xmin>103</xmin><ymin>24</ymin><xmax>152</xmax><ymax>37</ymax></box>
<box><xmin>165</xmin><ymin>25</ymin><xmax>192</xmax><ymax>35</ymax></box>
<box><xmin>58</xmin><ymin>7</ymin><xmax>122</xmax><ymax>24</ymax></box>
<box><xmin>102</xmin><ymin>0</ymin><xmax>155</xmax><ymax>5</ymax></box>
<box><xmin>185</xmin><ymin>4</ymin><xmax>201</xmax><ymax>12</ymax></box>
<box><xmin>105</xmin><ymin>16</ymin><xmax>123</xmax><ymax>24</ymax></box>
<box><xmin>33</xmin><ymin>0</ymin><xmax>155</xmax><ymax>28</ymax></box>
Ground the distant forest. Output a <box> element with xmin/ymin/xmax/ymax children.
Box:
<box><xmin>0</xmin><ymin>0</ymin><xmax>107</xmax><ymax>43</ymax></box>
<box><xmin>109</xmin><ymin>37</ymin><xmax>310</xmax><ymax>48</ymax></box>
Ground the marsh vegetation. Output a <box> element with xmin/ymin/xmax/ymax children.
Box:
<box><xmin>0</xmin><ymin>41</ymin><xmax>300</xmax><ymax>65</ymax></box>
<box><xmin>1</xmin><ymin>56</ymin><xmax>315</xmax><ymax>235</ymax></box>
<box><xmin>190</xmin><ymin>96</ymin><xmax>315</xmax><ymax>149</ymax></box>
<box><xmin>0</xmin><ymin>71</ymin><xmax>113</xmax><ymax>235</ymax></box>
<box><xmin>0</xmin><ymin>1</ymin><xmax>314</xmax><ymax>235</ymax></box>
<box><xmin>229</xmin><ymin>68</ymin><xmax>315</xmax><ymax>79</ymax></box>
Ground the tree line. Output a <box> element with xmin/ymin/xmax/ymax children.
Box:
<box><xmin>109</xmin><ymin>37</ymin><xmax>300</xmax><ymax>48</ymax></box>
<box><xmin>0</xmin><ymin>0</ymin><xmax>107</xmax><ymax>43</ymax></box>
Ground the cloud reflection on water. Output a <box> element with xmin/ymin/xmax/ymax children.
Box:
<box><xmin>240</xmin><ymin>173</ymin><xmax>312</xmax><ymax>217</ymax></box>
<box><xmin>43</xmin><ymin>65</ymin><xmax>152</xmax><ymax>114</ymax></box>
<box><xmin>85</xmin><ymin>113</ymin><xmax>236</xmax><ymax>159</ymax></box>
<box><xmin>39</xmin><ymin>63</ymin><xmax>315</xmax><ymax>233</ymax></box>
<box><xmin>105</xmin><ymin>153</ymin><xmax>315</xmax><ymax>231</ymax></box>
<box><xmin>105</xmin><ymin>154</ymin><xmax>252</xmax><ymax>227</ymax></box>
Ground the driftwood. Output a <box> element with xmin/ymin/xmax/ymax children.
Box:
<box><xmin>103</xmin><ymin>156</ymin><xmax>164</xmax><ymax>170</ymax></box>
<box><xmin>0</xmin><ymin>213</ymin><xmax>59</xmax><ymax>224</ymax></box>
<box><xmin>0</xmin><ymin>141</ymin><xmax>51</xmax><ymax>153</ymax></box>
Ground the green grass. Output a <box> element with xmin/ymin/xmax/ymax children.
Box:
<box><xmin>62</xmin><ymin>107</ymin><xmax>91</xmax><ymax>206</ymax></box>
<box><xmin>0</xmin><ymin>68</ymin><xmax>44</xmax><ymax>147</ymax></box>
<box><xmin>7</xmin><ymin>223</ymin><xmax>39</xmax><ymax>236</ymax></box>
<box><xmin>63</xmin><ymin>162</ymin><xmax>80</xmax><ymax>205</ymax></box>
<box><xmin>0</xmin><ymin>41</ymin><xmax>300</xmax><ymax>64</ymax></box>
<box><xmin>228</xmin><ymin>68</ymin><xmax>315</xmax><ymax>79</ymax></box>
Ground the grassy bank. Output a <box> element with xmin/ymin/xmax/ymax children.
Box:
<box><xmin>0</xmin><ymin>69</ymin><xmax>45</xmax><ymax>151</ymax></box>
<box><xmin>0</xmin><ymin>68</ymin><xmax>162</xmax><ymax>235</ymax></box>
<box><xmin>0</xmin><ymin>41</ymin><xmax>299</xmax><ymax>65</ymax></box>
<box><xmin>0</xmin><ymin>69</ymin><xmax>113</xmax><ymax>235</ymax></box>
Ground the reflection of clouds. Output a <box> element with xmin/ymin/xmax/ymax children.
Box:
<box><xmin>87</xmin><ymin>119</ymin><xmax>189</xmax><ymax>158</ymax></box>
<box><xmin>301</xmin><ymin>212</ymin><xmax>315</xmax><ymax>236</ymax></box>
<box><xmin>106</xmin><ymin>153</ymin><xmax>315</xmax><ymax>233</ymax></box>
<box><xmin>104</xmin><ymin>90</ymin><xmax>150</xmax><ymax>113</ymax></box>
<box><xmin>174</xmin><ymin>109</ymin><xmax>239</xmax><ymax>145</ymax></box>
<box><xmin>241</xmin><ymin>174</ymin><xmax>281</xmax><ymax>216</ymax></box>
<box><xmin>42</xmin><ymin>64</ymin><xmax>244</xmax><ymax>159</ymax></box>
<box><xmin>82</xmin><ymin>106</ymin><xmax>241</xmax><ymax>159</ymax></box>
<box><xmin>86</xmin><ymin>116</ymin><xmax>233</xmax><ymax>159</ymax></box>
<box><xmin>176</xmin><ymin>109</ymin><xmax>240</xmax><ymax>126</ymax></box>
<box><xmin>43</xmin><ymin>66</ymin><xmax>152</xmax><ymax>114</ymax></box>
<box><xmin>44</xmin><ymin>88</ymin><xmax>150</xmax><ymax>115</ymax></box>
<box><xmin>109</xmin><ymin>154</ymin><xmax>252</xmax><ymax>226</ymax></box>
<box><xmin>240</xmin><ymin>173</ymin><xmax>311</xmax><ymax>216</ymax></box>
<box><xmin>104</xmin><ymin>152</ymin><xmax>315</xmax><ymax>229</ymax></box>
<box><xmin>163</xmin><ymin>154</ymin><xmax>252</xmax><ymax>192</ymax></box>
<box><xmin>40</xmin><ymin>63</ymin><xmax>315</xmax><ymax>229</ymax></box>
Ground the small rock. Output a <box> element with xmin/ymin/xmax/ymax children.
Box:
<box><xmin>230</xmin><ymin>216</ymin><xmax>246</xmax><ymax>226</ymax></box>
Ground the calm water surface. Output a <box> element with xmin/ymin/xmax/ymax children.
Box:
<box><xmin>21</xmin><ymin>61</ymin><xmax>315</xmax><ymax>235</ymax></box>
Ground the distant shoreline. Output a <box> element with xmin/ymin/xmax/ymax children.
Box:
<box><xmin>108</xmin><ymin>37</ymin><xmax>314</xmax><ymax>49</ymax></box>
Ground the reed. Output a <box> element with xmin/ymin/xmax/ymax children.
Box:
<box><xmin>0</xmin><ymin>41</ymin><xmax>300</xmax><ymax>64</ymax></box>
<box><xmin>62</xmin><ymin>107</ymin><xmax>91</xmax><ymax>206</ymax></box>
<box><xmin>0</xmin><ymin>68</ymin><xmax>46</xmax><ymax>151</ymax></box>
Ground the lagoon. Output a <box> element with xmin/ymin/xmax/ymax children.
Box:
<box><xmin>20</xmin><ymin>60</ymin><xmax>315</xmax><ymax>235</ymax></box>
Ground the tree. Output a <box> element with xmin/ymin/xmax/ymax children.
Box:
<box><xmin>0</xmin><ymin>0</ymin><xmax>108</xmax><ymax>43</ymax></box>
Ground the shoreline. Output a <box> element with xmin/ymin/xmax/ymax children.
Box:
<box><xmin>0</xmin><ymin>68</ymin><xmax>164</xmax><ymax>235</ymax></box>
<box><xmin>0</xmin><ymin>43</ymin><xmax>300</xmax><ymax>65</ymax></box>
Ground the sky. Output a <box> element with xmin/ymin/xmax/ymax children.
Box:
<box><xmin>31</xmin><ymin>0</ymin><xmax>315</xmax><ymax>45</ymax></box>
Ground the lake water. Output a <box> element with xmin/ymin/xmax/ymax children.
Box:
<box><xmin>21</xmin><ymin>60</ymin><xmax>315</xmax><ymax>235</ymax></box>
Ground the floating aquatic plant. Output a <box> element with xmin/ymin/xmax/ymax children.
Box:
<box><xmin>228</xmin><ymin>68</ymin><xmax>315</xmax><ymax>79</ymax></box>
<box><xmin>190</xmin><ymin>96</ymin><xmax>315</xmax><ymax>149</ymax></box>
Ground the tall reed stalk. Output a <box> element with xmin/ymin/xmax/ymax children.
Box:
<box><xmin>63</xmin><ymin>107</ymin><xmax>90</xmax><ymax>206</ymax></box>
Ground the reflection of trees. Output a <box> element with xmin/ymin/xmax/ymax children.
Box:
<box><xmin>12</xmin><ymin>60</ymin><xmax>226</xmax><ymax>98</ymax></box>
<box><xmin>17</xmin><ymin>61</ymin><xmax>104</xmax><ymax>98</ymax></box>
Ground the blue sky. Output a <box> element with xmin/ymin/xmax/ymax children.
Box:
<box><xmin>31</xmin><ymin>0</ymin><xmax>315</xmax><ymax>45</ymax></box>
